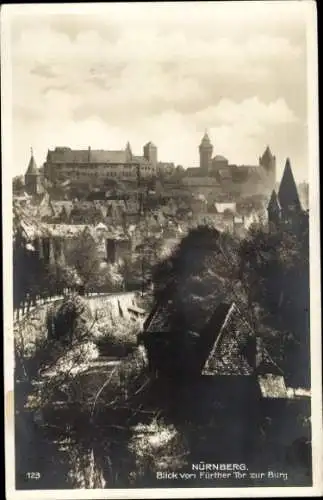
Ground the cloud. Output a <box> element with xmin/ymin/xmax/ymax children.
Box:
<box><xmin>8</xmin><ymin>3</ymin><xmax>308</xmax><ymax>181</ymax></box>
<box><xmin>197</xmin><ymin>97</ymin><xmax>299</xmax><ymax>129</ymax></box>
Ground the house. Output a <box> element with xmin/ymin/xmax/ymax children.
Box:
<box><xmin>139</xmin><ymin>297</ymin><xmax>293</xmax><ymax>403</ymax></box>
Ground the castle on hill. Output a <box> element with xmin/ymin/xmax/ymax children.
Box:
<box><xmin>183</xmin><ymin>131</ymin><xmax>276</xmax><ymax>200</ymax></box>
<box><xmin>42</xmin><ymin>141</ymin><xmax>157</xmax><ymax>186</ymax></box>
<box><xmin>22</xmin><ymin>133</ymin><xmax>301</xmax><ymax>208</ymax></box>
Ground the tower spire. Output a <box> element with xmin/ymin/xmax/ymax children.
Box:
<box><xmin>278</xmin><ymin>158</ymin><xmax>301</xmax><ymax>211</ymax></box>
<box><xmin>199</xmin><ymin>130</ymin><xmax>213</xmax><ymax>174</ymax></box>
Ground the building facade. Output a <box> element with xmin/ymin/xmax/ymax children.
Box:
<box><xmin>43</xmin><ymin>142</ymin><xmax>157</xmax><ymax>185</ymax></box>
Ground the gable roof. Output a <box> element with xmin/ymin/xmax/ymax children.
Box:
<box><xmin>142</xmin><ymin>299</ymin><xmax>257</xmax><ymax>377</ymax></box>
<box><xmin>202</xmin><ymin>303</ymin><xmax>254</xmax><ymax>376</ymax></box>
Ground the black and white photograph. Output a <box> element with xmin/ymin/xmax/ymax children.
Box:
<box><xmin>2</xmin><ymin>1</ymin><xmax>322</xmax><ymax>498</ymax></box>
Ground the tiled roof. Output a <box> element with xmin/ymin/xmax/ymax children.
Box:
<box><xmin>202</xmin><ymin>303</ymin><xmax>254</xmax><ymax>376</ymax></box>
<box><xmin>143</xmin><ymin>297</ymin><xmax>256</xmax><ymax>377</ymax></box>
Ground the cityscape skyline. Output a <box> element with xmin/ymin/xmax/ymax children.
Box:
<box><xmin>8</xmin><ymin>2</ymin><xmax>309</xmax><ymax>182</ymax></box>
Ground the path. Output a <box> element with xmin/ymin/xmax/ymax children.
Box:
<box><xmin>14</xmin><ymin>291</ymin><xmax>146</xmax><ymax>326</ymax></box>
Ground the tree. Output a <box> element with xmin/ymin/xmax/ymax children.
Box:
<box><xmin>13</xmin><ymin>176</ymin><xmax>25</xmax><ymax>193</ymax></box>
<box><xmin>238</xmin><ymin>222</ymin><xmax>310</xmax><ymax>386</ymax></box>
<box><xmin>152</xmin><ymin>225</ymin><xmax>239</xmax><ymax>332</ymax></box>
<box><xmin>65</xmin><ymin>232</ymin><xmax>102</xmax><ymax>292</ymax></box>
<box><xmin>151</xmin><ymin>221</ymin><xmax>310</xmax><ymax>386</ymax></box>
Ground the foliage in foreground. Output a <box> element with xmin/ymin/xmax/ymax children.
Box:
<box><xmin>151</xmin><ymin>223</ymin><xmax>310</xmax><ymax>386</ymax></box>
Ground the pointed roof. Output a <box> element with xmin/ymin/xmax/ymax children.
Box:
<box><xmin>25</xmin><ymin>148</ymin><xmax>38</xmax><ymax>175</ymax></box>
<box><xmin>125</xmin><ymin>141</ymin><xmax>132</xmax><ymax>161</ymax></box>
<box><xmin>260</xmin><ymin>145</ymin><xmax>275</xmax><ymax>167</ymax></box>
<box><xmin>200</xmin><ymin>130</ymin><xmax>212</xmax><ymax>147</ymax></box>
<box><xmin>263</xmin><ymin>145</ymin><xmax>273</xmax><ymax>158</ymax></box>
<box><xmin>278</xmin><ymin>158</ymin><xmax>301</xmax><ymax>210</ymax></box>
<box><xmin>268</xmin><ymin>190</ymin><xmax>281</xmax><ymax>212</ymax></box>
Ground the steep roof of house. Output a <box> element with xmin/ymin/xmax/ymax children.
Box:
<box><xmin>201</xmin><ymin>303</ymin><xmax>254</xmax><ymax>376</ymax></box>
<box><xmin>143</xmin><ymin>299</ymin><xmax>258</xmax><ymax>377</ymax></box>
<box><xmin>277</xmin><ymin>158</ymin><xmax>302</xmax><ymax>210</ymax></box>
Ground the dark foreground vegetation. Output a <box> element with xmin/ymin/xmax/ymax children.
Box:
<box><xmin>14</xmin><ymin>223</ymin><xmax>311</xmax><ymax>489</ymax></box>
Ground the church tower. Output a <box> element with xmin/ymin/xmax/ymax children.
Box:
<box><xmin>199</xmin><ymin>131</ymin><xmax>213</xmax><ymax>175</ymax></box>
<box><xmin>259</xmin><ymin>146</ymin><xmax>276</xmax><ymax>187</ymax></box>
<box><xmin>24</xmin><ymin>148</ymin><xmax>42</xmax><ymax>195</ymax></box>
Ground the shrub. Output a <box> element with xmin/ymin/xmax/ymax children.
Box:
<box><xmin>46</xmin><ymin>294</ymin><xmax>94</xmax><ymax>343</ymax></box>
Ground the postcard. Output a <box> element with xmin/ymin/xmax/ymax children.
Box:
<box><xmin>2</xmin><ymin>1</ymin><xmax>322</xmax><ymax>498</ymax></box>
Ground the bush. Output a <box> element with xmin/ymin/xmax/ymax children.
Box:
<box><xmin>46</xmin><ymin>294</ymin><xmax>94</xmax><ymax>343</ymax></box>
<box><xmin>95</xmin><ymin>315</ymin><xmax>140</xmax><ymax>357</ymax></box>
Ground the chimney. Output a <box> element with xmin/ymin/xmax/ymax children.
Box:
<box><xmin>88</xmin><ymin>146</ymin><xmax>91</xmax><ymax>162</ymax></box>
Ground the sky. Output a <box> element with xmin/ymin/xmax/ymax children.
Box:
<box><xmin>6</xmin><ymin>2</ymin><xmax>312</xmax><ymax>182</ymax></box>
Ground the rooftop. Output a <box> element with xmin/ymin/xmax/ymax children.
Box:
<box><xmin>46</xmin><ymin>147</ymin><xmax>149</xmax><ymax>165</ymax></box>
